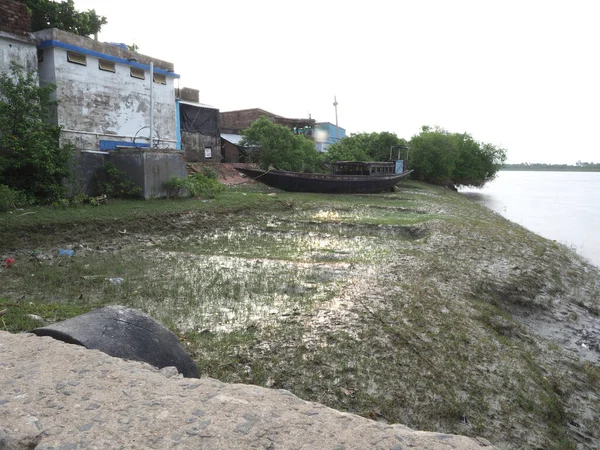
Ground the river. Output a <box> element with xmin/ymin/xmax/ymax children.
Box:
<box><xmin>460</xmin><ymin>171</ymin><xmax>600</xmax><ymax>268</ymax></box>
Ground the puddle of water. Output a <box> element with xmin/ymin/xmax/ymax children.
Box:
<box><xmin>126</xmin><ymin>253</ymin><xmax>349</xmax><ymax>333</ymax></box>
<box><xmin>110</xmin><ymin>222</ymin><xmax>423</xmax><ymax>333</ymax></box>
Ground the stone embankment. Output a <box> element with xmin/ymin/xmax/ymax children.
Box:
<box><xmin>0</xmin><ymin>331</ymin><xmax>494</xmax><ymax>449</ymax></box>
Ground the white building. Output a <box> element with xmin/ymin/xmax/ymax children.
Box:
<box><xmin>32</xmin><ymin>28</ymin><xmax>180</xmax><ymax>153</ymax></box>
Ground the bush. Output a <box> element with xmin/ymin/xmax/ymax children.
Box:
<box><xmin>409</xmin><ymin>126</ymin><xmax>506</xmax><ymax>188</ymax></box>
<box><xmin>0</xmin><ymin>65</ymin><xmax>75</xmax><ymax>203</ymax></box>
<box><xmin>95</xmin><ymin>162</ymin><xmax>141</xmax><ymax>198</ymax></box>
<box><xmin>0</xmin><ymin>184</ymin><xmax>27</xmax><ymax>212</ymax></box>
<box><xmin>163</xmin><ymin>172</ymin><xmax>225</xmax><ymax>199</ymax></box>
<box><xmin>164</xmin><ymin>175</ymin><xmax>188</xmax><ymax>198</ymax></box>
<box><xmin>187</xmin><ymin>172</ymin><xmax>225</xmax><ymax>198</ymax></box>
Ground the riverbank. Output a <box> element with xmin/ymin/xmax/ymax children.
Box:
<box><xmin>1</xmin><ymin>181</ymin><xmax>599</xmax><ymax>449</ymax></box>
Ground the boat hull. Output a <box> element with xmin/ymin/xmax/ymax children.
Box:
<box><xmin>237</xmin><ymin>168</ymin><xmax>412</xmax><ymax>194</ymax></box>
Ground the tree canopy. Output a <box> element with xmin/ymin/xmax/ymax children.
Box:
<box><xmin>409</xmin><ymin>126</ymin><xmax>506</xmax><ymax>188</ymax></box>
<box><xmin>21</xmin><ymin>0</ymin><xmax>107</xmax><ymax>36</ymax></box>
<box><xmin>323</xmin><ymin>132</ymin><xmax>408</xmax><ymax>164</ymax></box>
<box><xmin>322</xmin><ymin>127</ymin><xmax>506</xmax><ymax>188</ymax></box>
<box><xmin>241</xmin><ymin>116</ymin><xmax>320</xmax><ymax>172</ymax></box>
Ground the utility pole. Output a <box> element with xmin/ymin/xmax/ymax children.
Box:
<box><xmin>333</xmin><ymin>96</ymin><xmax>339</xmax><ymax>140</ymax></box>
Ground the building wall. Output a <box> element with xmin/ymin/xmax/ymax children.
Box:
<box><xmin>221</xmin><ymin>140</ymin><xmax>239</xmax><ymax>163</ymax></box>
<box><xmin>316</xmin><ymin>122</ymin><xmax>346</xmax><ymax>144</ymax></box>
<box><xmin>34</xmin><ymin>29</ymin><xmax>174</xmax><ymax>71</ymax></box>
<box><xmin>315</xmin><ymin>122</ymin><xmax>346</xmax><ymax>152</ymax></box>
<box><xmin>33</xmin><ymin>30</ymin><xmax>178</xmax><ymax>152</ymax></box>
<box><xmin>182</xmin><ymin>132</ymin><xmax>221</xmax><ymax>163</ymax></box>
<box><xmin>0</xmin><ymin>0</ymin><xmax>36</xmax><ymax>73</ymax></box>
<box><xmin>0</xmin><ymin>32</ymin><xmax>37</xmax><ymax>73</ymax></box>
<box><xmin>220</xmin><ymin>109</ymin><xmax>276</xmax><ymax>134</ymax></box>
<box><xmin>107</xmin><ymin>149</ymin><xmax>187</xmax><ymax>199</ymax></box>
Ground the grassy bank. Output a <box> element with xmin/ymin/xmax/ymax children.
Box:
<box><xmin>1</xmin><ymin>181</ymin><xmax>599</xmax><ymax>449</ymax></box>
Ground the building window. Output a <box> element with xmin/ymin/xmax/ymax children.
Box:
<box><xmin>67</xmin><ymin>51</ymin><xmax>87</xmax><ymax>66</ymax></box>
<box><xmin>204</xmin><ymin>147</ymin><xmax>212</xmax><ymax>159</ymax></box>
<box><xmin>130</xmin><ymin>67</ymin><xmax>145</xmax><ymax>79</ymax></box>
<box><xmin>153</xmin><ymin>73</ymin><xmax>167</xmax><ymax>85</ymax></box>
<box><xmin>99</xmin><ymin>59</ymin><xmax>116</xmax><ymax>73</ymax></box>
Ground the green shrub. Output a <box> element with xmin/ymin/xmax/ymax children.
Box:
<box><xmin>96</xmin><ymin>162</ymin><xmax>141</xmax><ymax>198</ymax></box>
<box><xmin>163</xmin><ymin>172</ymin><xmax>225</xmax><ymax>199</ymax></box>
<box><xmin>0</xmin><ymin>65</ymin><xmax>75</xmax><ymax>203</ymax></box>
<box><xmin>201</xmin><ymin>166</ymin><xmax>218</xmax><ymax>179</ymax></box>
<box><xmin>186</xmin><ymin>172</ymin><xmax>225</xmax><ymax>198</ymax></box>
<box><xmin>164</xmin><ymin>175</ymin><xmax>188</xmax><ymax>198</ymax></box>
<box><xmin>0</xmin><ymin>184</ymin><xmax>27</xmax><ymax>212</ymax></box>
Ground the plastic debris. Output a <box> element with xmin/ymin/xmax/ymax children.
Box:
<box><xmin>27</xmin><ymin>314</ymin><xmax>44</xmax><ymax>322</ymax></box>
<box><xmin>58</xmin><ymin>249</ymin><xmax>74</xmax><ymax>257</ymax></box>
<box><xmin>108</xmin><ymin>277</ymin><xmax>124</xmax><ymax>284</ymax></box>
<box><xmin>4</xmin><ymin>258</ymin><xmax>15</xmax><ymax>269</ymax></box>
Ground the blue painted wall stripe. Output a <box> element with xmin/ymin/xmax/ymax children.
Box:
<box><xmin>99</xmin><ymin>140</ymin><xmax>150</xmax><ymax>151</ymax></box>
<box><xmin>38</xmin><ymin>40</ymin><xmax>180</xmax><ymax>78</ymax></box>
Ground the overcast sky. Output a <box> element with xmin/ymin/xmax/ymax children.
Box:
<box><xmin>72</xmin><ymin>0</ymin><xmax>599</xmax><ymax>164</ymax></box>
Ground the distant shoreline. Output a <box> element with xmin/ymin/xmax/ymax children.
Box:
<box><xmin>503</xmin><ymin>165</ymin><xmax>600</xmax><ymax>172</ymax></box>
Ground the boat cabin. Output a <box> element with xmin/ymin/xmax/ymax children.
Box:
<box><xmin>333</xmin><ymin>161</ymin><xmax>403</xmax><ymax>176</ymax></box>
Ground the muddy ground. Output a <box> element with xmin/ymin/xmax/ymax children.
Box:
<box><xmin>1</xmin><ymin>180</ymin><xmax>599</xmax><ymax>449</ymax></box>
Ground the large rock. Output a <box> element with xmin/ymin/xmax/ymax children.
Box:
<box><xmin>31</xmin><ymin>305</ymin><xmax>199</xmax><ymax>378</ymax></box>
<box><xmin>0</xmin><ymin>331</ymin><xmax>495</xmax><ymax>449</ymax></box>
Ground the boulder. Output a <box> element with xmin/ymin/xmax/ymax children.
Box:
<box><xmin>31</xmin><ymin>305</ymin><xmax>199</xmax><ymax>378</ymax></box>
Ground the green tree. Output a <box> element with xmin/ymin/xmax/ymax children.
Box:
<box><xmin>241</xmin><ymin>116</ymin><xmax>320</xmax><ymax>172</ymax></box>
<box><xmin>0</xmin><ymin>65</ymin><xmax>75</xmax><ymax>202</ymax></box>
<box><xmin>409</xmin><ymin>126</ymin><xmax>506</xmax><ymax>188</ymax></box>
<box><xmin>21</xmin><ymin>0</ymin><xmax>107</xmax><ymax>36</ymax></box>
<box><xmin>323</xmin><ymin>132</ymin><xmax>407</xmax><ymax>164</ymax></box>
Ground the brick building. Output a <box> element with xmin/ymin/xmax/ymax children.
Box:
<box><xmin>0</xmin><ymin>0</ymin><xmax>31</xmax><ymax>35</ymax></box>
<box><xmin>219</xmin><ymin>108</ymin><xmax>316</xmax><ymax>163</ymax></box>
<box><xmin>220</xmin><ymin>108</ymin><xmax>315</xmax><ymax>138</ymax></box>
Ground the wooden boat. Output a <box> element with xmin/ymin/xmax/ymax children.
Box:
<box><xmin>237</xmin><ymin>161</ymin><xmax>413</xmax><ymax>194</ymax></box>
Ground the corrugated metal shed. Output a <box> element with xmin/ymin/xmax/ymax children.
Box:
<box><xmin>221</xmin><ymin>133</ymin><xmax>244</xmax><ymax>145</ymax></box>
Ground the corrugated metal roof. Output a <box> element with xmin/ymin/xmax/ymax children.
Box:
<box><xmin>220</xmin><ymin>133</ymin><xmax>244</xmax><ymax>145</ymax></box>
<box><xmin>179</xmin><ymin>100</ymin><xmax>218</xmax><ymax>109</ymax></box>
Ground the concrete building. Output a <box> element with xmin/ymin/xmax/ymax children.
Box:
<box><xmin>314</xmin><ymin>122</ymin><xmax>346</xmax><ymax>152</ymax></box>
<box><xmin>0</xmin><ymin>0</ymin><xmax>37</xmax><ymax>73</ymax></box>
<box><xmin>33</xmin><ymin>28</ymin><xmax>180</xmax><ymax>152</ymax></box>
<box><xmin>177</xmin><ymin>87</ymin><xmax>221</xmax><ymax>163</ymax></box>
<box><xmin>22</xmin><ymin>29</ymin><xmax>186</xmax><ymax>198</ymax></box>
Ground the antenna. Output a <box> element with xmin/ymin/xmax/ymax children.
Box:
<box><xmin>333</xmin><ymin>96</ymin><xmax>339</xmax><ymax>140</ymax></box>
